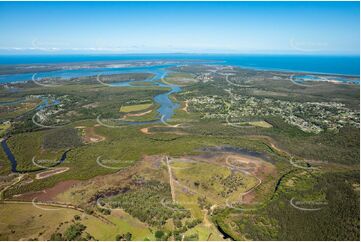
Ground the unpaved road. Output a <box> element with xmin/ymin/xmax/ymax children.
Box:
<box><xmin>165</xmin><ymin>156</ymin><xmax>176</xmax><ymax>202</ymax></box>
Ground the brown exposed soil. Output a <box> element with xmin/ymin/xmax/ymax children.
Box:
<box><xmin>55</xmin><ymin>155</ymin><xmax>167</xmax><ymax>205</ymax></box>
<box><xmin>242</xmin><ymin>193</ymin><xmax>256</xmax><ymax>204</ymax></box>
<box><xmin>140</xmin><ymin>127</ymin><xmax>151</xmax><ymax>134</ymax></box>
<box><xmin>182</xmin><ymin>100</ymin><xmax>189</xmax><ymax>113</ymax></box>
<box><xmin>78</xmin><ymin>126</ymin><xmax>106</xmax><ymax>143</ymax></box>
<box><xmin>123</xmin><ymin>109</ymin><xmax>152</xmax><ymax>119</ymax></box>
<box><xmin>139</xmin><ymin>126</ymin><xmax>188</xmax><ymax>136</ymax></box>
<box><xmin>13</xmin><ymin>180</ymin><xmax>79</xmax><ymax>202</ymax></box>
<box><xmin>184</xmin><ymin>151</ymin><xmax>276</xmax><ymax>204</ymax></box>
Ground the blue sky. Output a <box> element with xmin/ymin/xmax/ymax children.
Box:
<box><xmin>0</xmin><ymin>1</ymin><xmax>359</xmax><ymax>55</ymax></box>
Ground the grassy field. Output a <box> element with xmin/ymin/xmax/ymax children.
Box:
<box><xmin>120</xmin><ymin>103</ymin><xmax>153</xmax><ymax>113</ymax></box>
<box><xmin>0</xmin><ymin>203</ymin><xmax>153</xmax><ymax>241</ymax></box>
<box><xmin>2</xmin><ymin>121</ymin><xmax>286</xmax><ymax>199</ymax></box>
<box><xmin>183</xmin><ymin>223</ymin><xmax>224</xmax><ymax>241</ymax></box>
<box><xmin>243</xmin><ymin>121</ymin><xmax>273</xmax><ymax>128</ymax></box>
<box><xmin>84</xmin><ymin>209</ymin><xmax>154</xmax><ymax>241</ymax></box>
<box><xmin>0</xmin><ymin>203</ymin><xmax>84</xmax><ymax>240</ymax></box>
<box><xmin>172</xmin><ymin>160</ymin><xmax>257</xmax><ymax>204</ymax></box>
<box><xmin>0</xmin><ymin>64</ymin><xmax>359</xmax><ymax>240</ymax></box>
<box><xmin>0</xmin><ymin>100</ymin><xmax>40</xmax><ymax>120</ymax></box>
<box><xmin>0</xmin><ymin>122</ymin><xmax>10</xmax><ymax>137</ymax></box>
<box><xmin>163</xmin><ymin>72</ymin><xmax>198</xmax><ymax>86</ymax></box>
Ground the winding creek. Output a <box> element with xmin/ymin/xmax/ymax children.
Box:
<box><xmin>1</xmin><ymin>64</ymin><xmax>183</xmax><ymax>172</ymax></box>
<box><xmin>1</xmin><ymin>136</ymin><xmax>69</xmax><ymax>173</ymax></box>
<box><xmin>3</xmin><ymin>64</ymin><xmax>182</xmax><ymax>123</ymax></box>
<box><xmin>98</xmin><ymin>65</ymin><xmax>182</xmax><ymax>123</ymax></box>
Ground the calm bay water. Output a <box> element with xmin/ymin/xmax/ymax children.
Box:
<box><xmin>0</xmin><ymin>54</ymin><xmax>359</xmax><ymax>76</ymax></box>
<box><xmin>0</xmin><ymin>54</ymin><xmax>359</xmax><ymax>126</ymax></box>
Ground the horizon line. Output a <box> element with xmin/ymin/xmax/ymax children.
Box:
<box><xmin>0</xmin><ymin>52</ymin><xmax>359</xmax><ymax>57</ymax></box>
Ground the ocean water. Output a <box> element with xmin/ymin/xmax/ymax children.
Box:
<box><xmin>0</xmin><ymin>54</ymin><xmax>359</xmax><ymax>76</ymax></box>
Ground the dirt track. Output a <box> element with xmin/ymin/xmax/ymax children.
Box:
<box><xmin>165</xmin><ymin>156</ymin><xmax>176</xmax><ymax>202</ymax></box>
<box><xmin>36</xmin><ymin>167</ymin><xmax>69</xmax><ymax>179</ymax></box>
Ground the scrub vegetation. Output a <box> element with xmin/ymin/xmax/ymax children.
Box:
<box><xmin>0</xmin><ymin>62</ymin><xmax>359</xmax><ymax>240</ymax></box>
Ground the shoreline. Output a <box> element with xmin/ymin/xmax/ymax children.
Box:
<box><xmin>0</xmin><ymin>54</ymin><xmax>359</xmax><ymax>78</ymax></box>
<box><xmin>0</xmin><ymin>63</ymin><xmax>359</xmax><ymax>85</ymax></box>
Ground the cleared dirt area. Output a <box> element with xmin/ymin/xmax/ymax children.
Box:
<box><xmin>179</xmin><ymin>151</ymin><xmax>276</xmax><ymax>204</ymax></box>
<box><xmin>140</xmin><ymin>127</ymin><xmax>151</xmax><ymax>134</ymax></box>
<box><xmin>225</xmin><ymin>154</ymin><xmax>276</xmax><ymax>203</ymax></box>
<box><xmin>225</xmin><ymin>154</ymin><xmax>274</xmax><ymax>174</ymax></box>
<box><xmin>123</xmin><ymin>109</ymin><xmax>152</xmax><ymax>119</ymax></box>
<box><xmin>139</xmin><ymin>126</ymin><xmax>188</xmax><ymax>136</ymax></box>
<box><xmin>35</xmin><ymin>167</ymin><xmax>70</xmax><ymax>179</ymax></box>
<box><xmin>77</xmin><ymin>126</ymin><xmax>106</xmax><ymax>143</ymax></box>
<box><xmin>56</xmin><ymin>155</ymin><xmax>168</xmax><ymax>205</ymax></box>
<box><xmin>182</xmin><ymin>100</ymin><xmax>189</xmax><ymax>113</ymax></box>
